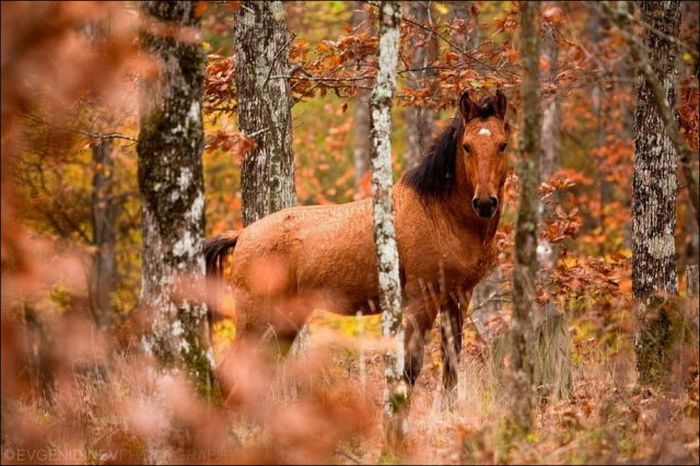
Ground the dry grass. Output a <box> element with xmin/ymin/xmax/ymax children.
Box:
<box><xmin>2</xmin><ymin>238</ymin><xmax>698</xmax><ymax>465</ymax></box>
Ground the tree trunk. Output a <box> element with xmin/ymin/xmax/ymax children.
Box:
<box><xmin>233</xmin><ymin>0</ymin><xmax>303</xmax><ymax>354</ymax></box>
<box><xmin>234</xmin><ymin>0</ymin><xmax>296</xmax><ymax>227</ymax></box>
<box><xmin>352</xmin><ymin>1</ymin><xmax>371</xmax><ymax>198</ymax></box>
<box><xmin>539</xmin><ymin>14</ymin><xmax>559</xmax><ymax>271</ymax></box>
<box><xmin>509</xmin><ymin>0</ymin><xmax>540</xmax><ymax>434</ymax></box>
<box><xmin>90</xmin><ymin>139</ymin><xmax>118</xmax><ymax>328</ymax></box>
<box><xmin>631</xmin><ymin>0</ymin><xmax>680</xmax><ymax>385</ymax></box>
<box><xmin>405</xmin><ymin>1</ymin><xmax>436</xmax><ymax>169</ymax></box>
<box><xmin>632</xmin><ymin>0</ymin><xmax>680</xmax><ymax>300</ymax></box>
<box><xmin>587</xmin><ymin>6</ymin><xmax>614</xmax><ymax>238</ymax></box>
<box><xmin>370</xmin><ymin>0</ymin><xmax>406</xmax><ymax>450</ymax></box>
<box><xmin>137</xmin><ymin>1</ymin><xmax>215</xmax><ymax>397</ymax></box>
<box><xmin>535</xmin><ymin>3</ymin><xmax>571</xmax><ymax>402</ymax></box>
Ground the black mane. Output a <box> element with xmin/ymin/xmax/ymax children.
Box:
<box><xmin>402</xmin><ymin>117</ymin><xmax>463</xmax><ymax>198</ymax></box>
<box><xmin>403</xmin><ymin>93</ymin><xmax>504</xmax><ymax>198</ymax></box>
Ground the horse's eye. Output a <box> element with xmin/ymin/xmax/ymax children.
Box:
<box><xmin>498</xmin><ymin>142</ymin><xmax>507</xmax><ymax>152</ymax></box>
<box><xmin>463</xmin><ymin>144</ymin><xmax>470</xmax><ymax>154</ymax></box>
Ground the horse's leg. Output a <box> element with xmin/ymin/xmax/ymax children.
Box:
<box><xmin>263</xmin><ymin>321</ymin><xmax>300</xmax><ymax>357</ymax></box>
<box><xmin>265</xmin><ymin>292</ymin><xmax>316</xmax><ymax>357</ymax></box>
<box><xmin>403</xmin><ymin>300</ymin><xmax>436</xmax><ymax>387</ymax></box>
<box><xmin>441</xmin><ymin>291</ymin><xmax>470</xmax><ymax>407</ymax></box>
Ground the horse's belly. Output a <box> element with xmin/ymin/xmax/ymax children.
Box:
<box><xmin>297</xmin><ymin>258</ymin><xmax>379</xmax><ymax>315</ymax></box>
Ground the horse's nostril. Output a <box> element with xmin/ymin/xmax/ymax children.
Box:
<box><xmin>490</xmin><ymin>196</ymin><xmax>499</xmax><ymax>209</ymax></box>
<box><xmin>472</xmin><ymin>198</ymin><xmax>479</xmax><ymax>210</ymax></box>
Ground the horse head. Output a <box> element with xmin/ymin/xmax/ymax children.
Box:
<box><xmin>458</xmin><ymin>90</ymin><xmax>509</xmax><ymax>218</ymax></box>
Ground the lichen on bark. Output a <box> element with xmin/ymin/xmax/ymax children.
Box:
<box><xmin>137</xmin><ymin>1</ymin><xmax>215</xmax><ymax>398</ymax></box>
<box><xmin>632</xmin><ymin>0</ymin><xmax>681</xmax><ymax>386</ymax></box>
<box><xmin>370</xmin><ymin>0</ymin><xmax>406</xmax><ymax>450</ymax></box>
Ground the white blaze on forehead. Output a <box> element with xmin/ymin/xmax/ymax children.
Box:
<box><xmin>477</xmin><ymin>127</ymin><xmax>492</xmax><ymax>136</ymax></box>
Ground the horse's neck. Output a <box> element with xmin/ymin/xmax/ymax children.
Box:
<box><xmin>394</xmin><ymin>182</ymin><xmax>500</xmax><ymax>245</ymax></box>
<box><xmin>441</xmin><ymin>186</ymin><xmax>501</xmax><ymax>245</ymax></box>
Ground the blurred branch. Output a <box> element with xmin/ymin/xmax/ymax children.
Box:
<box><xmin>206</xmin><ymin>106</ymin><xmax>237</xmax><ymax>113</ymax></box>
<box><xmin>23</xmin><ymin>112</ymin><xmax>137</xmax><ymax>143</ymax></box>
<box><xmin>272</xmin><ymin>74</ymin><xmax>372</xmax><ymax>83</ymax></box>
<box><xmin>599</xmin><ymin>1</ymin><xmax>699</xmax><ymax>222</ymax></box>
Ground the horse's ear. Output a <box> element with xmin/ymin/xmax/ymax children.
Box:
<box><xmin>493</xmin><ymin>89</ymin><xmax>507</xmax><ymax>120</ymax></box>
<box><xmin>460</xmin><ymin>91</ymin><xmax>476</xmax><ymax>122</ymax></box>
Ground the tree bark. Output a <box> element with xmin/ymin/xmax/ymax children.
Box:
<box><xmin>370</xmin><ymin>0</ymin><xmax>406</xmax><ymax>449</ymax></box>
<box><xmin>632</xmin><ymin>0</ymin><xmax>680</xmax><ymax>300</ymax></box>
<box><xmin>90</xmin><ymin>139</ymin><xmax>118</xmax><ymax>328</ymax></box>
<box><xmin>509</xmin><ymin>0</ymin><xmax>540</xmax><ymax>434</ymax></box>
<box><xmin>405</xmin><ymin>1</ymin><xmax>436</xmax><ymax>169</ymax></box>
<box><xmin>352</xmin><ymin>1</ymin><xmax>371</xmax><ymax>197</ymax></box>
<box><xmin>137</xmin><ymin>1</ymin><xmax>215</xmax><ymax>396</ymax></box>
<box><xmin>629</xmin><ymin>0</ymin><xmax>680</xmax><ymax>385</ymax></box>
<box><xmin>234</xmin><ymin>1</ymin><xmax>296</xmax><ymax>227</ymax></box>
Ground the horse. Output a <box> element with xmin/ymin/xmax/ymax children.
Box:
<box><xmin>205</xmin><ymin>89</ymin><xmax>509</xmax><ymax>395</ymax></box>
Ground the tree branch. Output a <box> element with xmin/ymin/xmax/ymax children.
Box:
<box><xmin>23</xmin><ymin>112</ymin><xmax>137</xmax><ymax>142</ymax></box>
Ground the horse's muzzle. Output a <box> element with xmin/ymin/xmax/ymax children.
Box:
<box><xmin>472</xmin><ymin>196</ymin><xmax>498</xmax><ymax>218</ymax></box>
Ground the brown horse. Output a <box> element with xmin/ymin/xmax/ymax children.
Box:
<box><xmin>205</xmin><ymin>90</ymin><xmax>509</xmax><ymax>394</ymax></box>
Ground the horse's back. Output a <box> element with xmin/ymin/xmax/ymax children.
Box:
<box><xmin>230</xmin><ymin>199</ymin><xmax>379</xmax><ymax>315</ymax></box>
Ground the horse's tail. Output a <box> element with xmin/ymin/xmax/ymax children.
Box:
<box><xmin>203</xmin><ymin>230</ymin><xmax>240</xmax><ymax>326</ymax></box>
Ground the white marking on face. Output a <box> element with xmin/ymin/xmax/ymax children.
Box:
<box><xmin>478</xmin><ymin>128</ymin><xmax>491</xmax><ymax>136</ymax></box>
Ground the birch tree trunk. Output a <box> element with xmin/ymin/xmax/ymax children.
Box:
<box><xmin>509</xmin><ymin>0</ymin><xmax>540</xmax><ymax>433</ymax></box>
<box><xmin>137</xmin><ymin>1</ymin><xmax>215</xmax><ymax>396</ymax></box>
<box><xmin>90</xmin><ymin>138</ymin><xmax>118</xmax><ymax>328</ymax></box>
<box><xmin>535</xmin><ymin>4</ymin><xmax>571</xmax><ymax>402</ymax></box>
<box><xmin>405</xmin><ymin>1</ymin><xmax>436</xmax><ymax>169</ymax></box>
<box><xmin>631</xmin><ymin>0</ymin><xmax>680</xmax><ymax>385</ymax></box>
<box><xmin>352</xmin><ymin>1</ymin><xmax>371</xmax><ymax>197</ymax></box>
<box><xmin>370</xmin><ymin>0</ymin><xmax>406</xmax><ymax>449</ymax></box>
<box><xmin>234</xmin><ymin>0</ymin><xmax>296</xmax><ymax>227</ymax></box>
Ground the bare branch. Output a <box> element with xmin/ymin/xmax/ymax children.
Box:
<box><xmin>599</xmin><ymin>1</ymin><xmax>699</xmax><ymax>221</ymax></box>
<box><xmin>23</xmin><ymin>112</ymin><xmax>137</xmax><ymax>142</ymax></box>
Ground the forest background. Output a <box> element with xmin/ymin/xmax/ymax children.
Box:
<box><xmin>1</xmin><ymin>1</ymin><xmax>699</xmax><ymax>464</ymax></box>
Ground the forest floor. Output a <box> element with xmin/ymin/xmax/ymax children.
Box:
<box><xmin>305</xmin><ymin>312</ymin><xmax>700</xmax><ymax>465</ymax></box>
<box><xmin>2</xmin><ymin>306</ymin><xmax>698</xmax><ymax>465</ymax></box>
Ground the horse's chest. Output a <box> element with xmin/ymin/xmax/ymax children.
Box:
<box><xmin>404</xmin><ymin>231</ymin><xmax>495</xmax><ymax>290</ymax></box>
